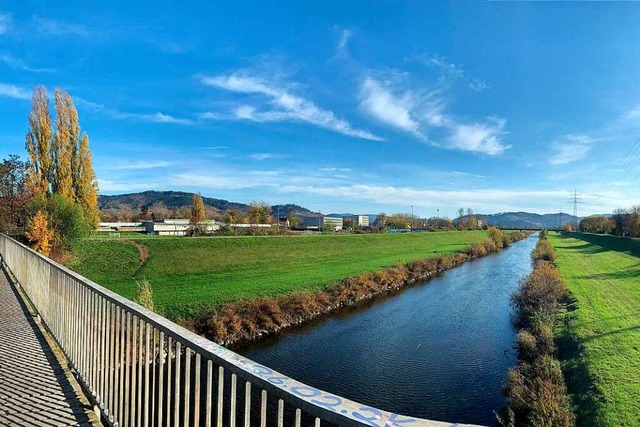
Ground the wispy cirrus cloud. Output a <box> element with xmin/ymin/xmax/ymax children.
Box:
<box><xmin>359</xmin><ymin>73</ymin><xmax>508</xmax><ymax>155</ymax></box>
<box><xmin>549</xmin><ymin>134</ymin><xmax>597</xmax><ymax>165</ymax></box>
<box><xmin>0</xmin><ymin>83</ymin><xmax>31</xmax><ymax>100</ymax></box>
<box><xmin>0</xmin><ymin>13</ymin><xmax>11</xmax><ymax>35</ymax></box>
<box><xmin>75</xmin><ymin>97</ymin><xmax>196</xmax><ymax>125</ymax></box>
<box><xmin>418</xmin><ymin>53</ymin><xmax>489</xmax><ymax>92</ymax></box>
<box><xmin>334</xmin><ymin>28</ymin><xmax>353</xmax><ymax>59</ymax></box>
<box><xmin>199</xmin><ymin>72</ymin><xmax>382</xmax><ymax>141</ymax></box>
<box><xmin>249</xmin><ymin>152</ymin><xmax>276</xmax><ymax>160</ymax></box>
<box><xmin>106</xmin><ymin>160</ymin><xmax>173</xmax><ymax>170</ymax></box>
<box><xmin>0</xmin><ymin>54</ymin><xmax>54</xmax><ymax>73</ymax></box>
<box><xmin>33</xmin><ymin>15</ymin><xmax>90</xmax><ymax>36</ymax></box>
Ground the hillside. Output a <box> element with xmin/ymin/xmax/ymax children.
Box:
<box><xmin>98</xmin><ymin>191</ymin><xmax>312</xmax><ymax>216</ymax></box>
<box><xmin>457</xmin><ymin>212</ymin><xmax>579</xmax><ymax>229</ymax></box>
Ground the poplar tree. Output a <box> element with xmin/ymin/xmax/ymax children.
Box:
<box><xmin>52</xmin><ymin>88</ymin><xmax>78</xmax><ymax>199</ymax></box>
<box><xmin>25</xmin><ymin>86</ymin><xmax>53</xmax><ymax>195</ymax></box>
<box><xmin>191</xmin><ymin>193</ymin><xmax>206</xmax><ymax>223</ymax></box>
<box><xmin>76</xmin><ymin>133</ymin><xmax>100</xmax><ymax>227</ymax></box>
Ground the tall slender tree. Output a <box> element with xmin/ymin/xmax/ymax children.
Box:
<box><xmin>76</xmin><ymin>133</ymin><xmax>99</xmax><ymax>227</ymax></box>
<box><xmin>52</xmin><ymin>89</ymin><xmax>79</xmax><ymax>199</ymax></box>
<box><xmin>25</xmin><ymin>86</ymin><xmax>53</xmax><ymax>195</ymax></box>
<box><xmin>191</xmin><ymin>193</ymin><xmax>206</xmax><ymax>223</ymax></box>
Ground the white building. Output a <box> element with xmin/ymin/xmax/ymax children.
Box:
<box><xmin>352</xmin><ymin>215</ymin><xmax>370</xmax><ymax>227</ymax></box>
<box><xmin>323</xmin><ymin>216</ymin><xmax>344</xmax><ymax>231</ymax></box>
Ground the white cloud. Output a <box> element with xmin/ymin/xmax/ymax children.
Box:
<box><xmin>359</xmin><ymin>74</ymin><xmax>509</xmax><ymax>155</ymax></box>
<box><xmin>0</xmin><ymin>14</ymin><xmax>11</xmax><ymax>35</ymax></box>
<box><xmin>319</xmin><ymin>167</ymin><xmax>351</xmax><ymax>172</ymax></box>
<box><xmin>359</xmin><ymin>77</ymin><xmax>422</xmax><ymax>136</ymax></box>
<box><xmin>549</xmin><ymin>134</ymin><xmax>596</xmax><ymax>165</ymax></box>
<box><xmin>106</xmin><ymin>160</ymin><xmax>173</xmax><ymax>170</ymax></box>
<box><xmin>447</xmin><ymin>118</ymin><xmax>509</xmax><ymax>156</ymax></box>
<box><xmin>335</xmin><ymin>28</ymin><xmax>353</xmax><ymax>58</ymax></box>
<box><xmin>0</xmin><ymin>54</ymin><xmax>53</xmax><ymax>72</ymax></box>
<box><xmin>33</xmin><ymin>16</ymin><xmax>90</xmax><ymax>36</ymax></box>
<box><xmin>468</xmin><ymin>78</ymin><xmax>490</xmax><ymax>92</ymax></box>
<box><xmin>98</xmin><ymin>179</ymin><xmax>161</xmax><ymax>192</ymax></box>
<box><xmin>625</xmin><ymin>105</ymin><xmax>640</xmax><ymax>120</ymax></box>
<box><xmin>249</xmin><ymin>153</ymin><xmax>275</xmax><ymax>160</ymax></box>
<box><xmin>75</xmin><ymin>97</ymin><xmax>195</xmax><ymax>125</ymax></box>
<box><xmin>422</xmin><ymin>54</ymin><xmax>465</xmax><ymax>78</ymax></box>
<box><xmin>0</xmin><ymin>83</ymin><xmax>30</xmax><ymax>100</ymax></box>
<box><xmin>200</xmin><ymin>73</ymin><xmax>382</xmax><ymax>141</ymax></box>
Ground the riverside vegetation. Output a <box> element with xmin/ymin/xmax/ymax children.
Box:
<box><xmin>67</xmin><ymin>229</ymin><xmax>528</xmax><ymax>344</ymax></box>
<box><xmin>550</xmin><ymin>232</ymin><xmax>640</xmax><ymax>426</ymax></box>
<box><xmin>193</xmin><ymin>229</ymin><xmax>528</xmax><ymax>345</ymax></box>
<box><xmin>502</xmin><ymin>233</ymin><xmax>574</xmax><ymax>427</ymax></box>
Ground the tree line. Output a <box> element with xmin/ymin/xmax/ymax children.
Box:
<box><xmin>0</xmin><ymin>86</ymin><xmax>99</xmax><ymax>258</ymax></box>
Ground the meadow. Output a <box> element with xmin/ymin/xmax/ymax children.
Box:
<box><xmin>68</xmin><ymin>231</ymin><xmax>488</xmax><ymax>320</ymax></box>
<box><xmin>550</xmin><ymin>232</ymin><xmax>640</xmax><ymax>426</ymax></box>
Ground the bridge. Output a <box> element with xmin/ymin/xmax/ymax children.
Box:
<box><xmin>0</xmin><ymin>234</ymin><xmax>480</xmax><ymax>427</ymax></box>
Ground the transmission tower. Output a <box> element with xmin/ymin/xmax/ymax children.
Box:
<box><xmin>568</xmin><ymin>190</ymin><xmax>583</xmax><ymax>230</ymax></box>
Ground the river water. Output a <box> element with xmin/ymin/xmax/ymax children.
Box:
<box><xmin>236</xmin><ymin>234</ymin><xmax>537</xmax><ymax>426</ymax></box>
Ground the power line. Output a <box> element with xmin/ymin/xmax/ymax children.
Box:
<box><xmin>568</xmin><ymin>190</ymin><xmax>583</xmax><ymax>229</ymax></box>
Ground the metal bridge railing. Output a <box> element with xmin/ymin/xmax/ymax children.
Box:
<box><xmin>0</xmin><ymin>234</ymin><xmax>462</xmax><ymax>427</ymax></box>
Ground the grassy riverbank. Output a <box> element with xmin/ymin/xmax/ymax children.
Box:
<box><xmin>550</xmin><ymin>232</ymin><xmax>640</xmax><ymax>426</ymax></box>
<box><xmin>67</xmin><ymin>231</ymin><xmax>487</xmax><ymax>319</ymax></box>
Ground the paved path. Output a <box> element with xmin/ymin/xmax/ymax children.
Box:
<box><xmin>0</xmin><ymin>269</ymin><xmax>97</xmax><ymax>426</ymax></box>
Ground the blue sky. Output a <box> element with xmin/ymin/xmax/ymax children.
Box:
<box><xmin>2</xmin><ymin>1</ymin><xmax>640</xmax><ymax>218</ymax></box>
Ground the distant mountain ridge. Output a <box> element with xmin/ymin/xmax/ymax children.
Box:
<box><xmin>465</xmin><ymin>212</ymin><xmax>580</xmax><ymax>229</ymax></box>
<box><xmin>98</xmin><ymin>191</ymin><xmax>312</xmax><ymax>216</ymax></box>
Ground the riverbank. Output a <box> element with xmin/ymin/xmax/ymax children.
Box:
<box><xmin>550</xmin><ymin>232</ymin><xmax>640</xmax><ymax>426</ymax></box>
<box><xmin>191</xmin><ymin>230</ymin><xmax>530</xmax><ymax>346</ymax></box>
<box><xmin>502</xmin><ymin>235</ymin><xmax>574</xmax><ymax>426</ymax></box>
<box><xmin>67</xmin><ymin>230</ymin><xmax>489</xmax><ymax>319</ymax></box>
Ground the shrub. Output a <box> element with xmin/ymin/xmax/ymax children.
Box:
<box><xmin>135</xmin><ymin>278</ymin><xmax>154</xmax><ymax>311</ymax></box>
<box><xmin>488</xmin><ymin>227</ymin><xmax>504</xmax><ymax>248</ymax></box>
<box><xmin>531</xmin><ymin>239</ymin><xmax>556</xmax><ymax>263</ymax></box>
<box><xmin>503</xmin><ymin>356</ymin><xmax>574</xmax><ymax>426</ymax></box>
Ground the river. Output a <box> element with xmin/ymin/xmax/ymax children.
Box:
<box><xmin>236</xmin><ymin>234</ymin><xmax>537</xmax><ymax>426</ymax></box>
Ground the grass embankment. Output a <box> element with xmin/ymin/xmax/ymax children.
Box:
<box><xmin>68</xmin><ymin>231</ymin><xmax>487</xmax><ymax>319</ymax></box>
<box><xmin>550</xmin><ymin>232</ymin><xmax>640</xmax><ymax>426</ymax></box>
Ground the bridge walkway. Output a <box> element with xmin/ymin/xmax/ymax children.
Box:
<box><xmin>0</xmin><ymin>269</ymin><xmax>98</xmax><ymax>426</ymax></box>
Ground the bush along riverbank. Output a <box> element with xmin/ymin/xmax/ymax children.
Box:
<box><xmin>500</xmin><ymin>234</ymin><xmax>575</xmax><ymax>427</ymax></box>
<box><xmin>189</xmin><ymin>229</ymin><xmax>530</xmax><ymax>346</ymax></box>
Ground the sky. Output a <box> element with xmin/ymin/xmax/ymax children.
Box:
<box><xmin>1</xmin><ymin>1</ymin><xmax>640</xmax><ymax>218</ymax></box>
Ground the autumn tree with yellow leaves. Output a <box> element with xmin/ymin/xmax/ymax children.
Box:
<box><xmin>24</xmin><ymin>86</ymin><xmax>99</xmax><ymax>256</ymax></box>
<box><xmin>25</xmin><ymin>210</ymin><xmax>54</xmax><ymax>256</ymax></box>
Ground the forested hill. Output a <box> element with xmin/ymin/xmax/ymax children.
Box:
<box><xmin>98</xmin><ymin>191</ymin><xmax>312</xmax><ymax>216</ymax></box>
<box><xmin>473</xmin><ymin>212</ymin><xmax>580</xmax><ymax>229</ymax></box>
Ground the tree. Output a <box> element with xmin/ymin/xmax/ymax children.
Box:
<box><xmin>25</xmin><ymin>210</ymin><xmax>54</xmax><ymax>256</ymax></box>
<box><xmin>374</xmin><ymin>213</ymin><xmax>387</xmax><ymax>229</ymax></box>
<box><xmin>248</xmin><ymin>201</ymin><xmax>271</xmax><ymax>224</ymax></box>
<box><xmin>150</xmin><ymin>202</ymin><xmax>170</xmax><ymax>220</ymax></box>
<box><xmin>579</xmin><ymin>216</ymin><xmax>614</xmax><ymax>234</ymax></box>
<box><xmin>343</xmin><ymin>217</ymin><xmax>354</xmax><ymax>229</ymax></box>
<box><xmin>52</xmin><ymin>88</ymin><xmax>78</xmax><ymax>199</ymax></box>
<box><xmin>191</xmin><ymin>193</ymin><xmax>206</xmax><ymax>223</ymax></box>
<box><xmin>75</xmin><ymin>134</ymin><xmax>99</xmax><ymax>227</ymax></box>
<box><xmin>286</xmin><ymin>212</ymin><xmax>301</xmax><ymax>227</ymax></box>
<box><xmin>0</xmin><ymin>155</ymin><xmax>30</xmax><ymax>234</ymax></box>
<box><xmin>611</xmin><ymin>208</ymin><xmax>627</xmax><ymax>236</ymax></box>
<box><xmin>25</xmin><ymin>86</ymin><xmax>53</xmax><ymax>195</ymax></box>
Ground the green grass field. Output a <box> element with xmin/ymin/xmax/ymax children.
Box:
<box><xmin>550</xmin><ymin>232</ymin><xmax>640</xmax><ymax>426</ymax></box>
<box><xmin>67</xmin><ymin>231</ymin><xmax>487</xmax><ymax>319</ymax></box>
